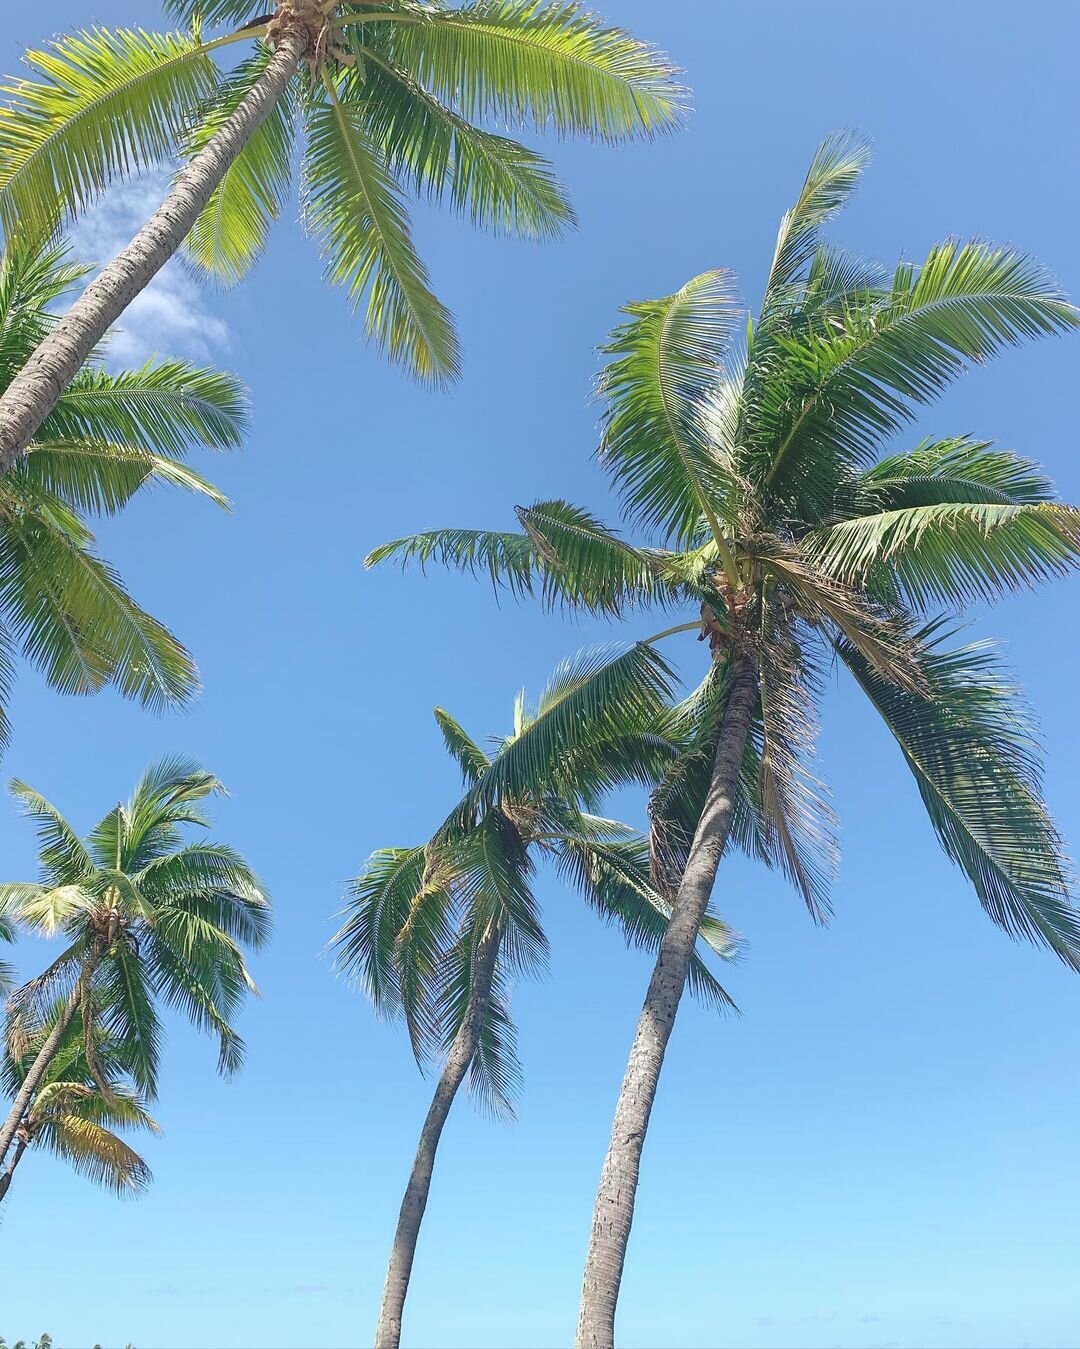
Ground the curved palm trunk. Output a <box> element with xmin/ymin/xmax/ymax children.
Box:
<box><xmin>0</xmin><ymin>950</ymin><xmax>98</xmax><ymax>1166</ymax></box>
<box><xmin>0</xmin><ymin>1133</ymin><xmax>30</xmax><ymax>1205</ymax></box>
<box><xmin>374</xmin><ymin>923</ymin><xmax>502</xmax><ymax>1349</ymax></box>
<box><xmin>0</xmin><ymin>29</ymin><xmax>305</xmax><ymax>474</ymax></box>
<box><xmin>576</xmin><ymin>656</ymin><xmax>758</xmax><ymax>1348</ymax></box>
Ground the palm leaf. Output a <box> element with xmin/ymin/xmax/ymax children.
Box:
<box><xmin>303</xmin><ymin>76</ymin><xmax>459</xmax><ymax>384</ymax></box>
<box><xmin>370</xmin><ymin>0</ymin><xmax>684</xmax><ymax>142</ymax></box>
<box><xmin>181</xmin><ymin>45</ymin><xmax>298</xmax><ymax>286</ymax></box>
<box><xmin>599</xmin><ymin>270</ymin><xmax>743</xmax><ymax>545</ymax></box>
<box><xmin>0</xmin><ymin>27</ymin><xmax>220</xmax><ymax>239</ymax></box>
<box><xmin>837</xmin><ymin>623</ymin><xmax>1080</xmax><ymax>969</ymax></box>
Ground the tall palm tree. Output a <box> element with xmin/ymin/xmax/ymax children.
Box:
<box><xmin>0</xmin><ymin>1</ymin><xmax>683</xmax><ymax>470</ymax></box>
<box><xmin>0</xmin><ymin>995</ymin><xmax>159</xmax><ymax>1206</ymax></box>
<box><xmin>333</xmin><ymin>649</ymin><xmax>736</xmax><ymax>1349</ymax></box>
<box><xmin>368</xmin><ymin>134</ymin><xmax>1080</xmax><ymax>1344</ymax></box>
<box><xmin>0</xmin><ymin>240</ymin><xmax>245</xmax><ymax>739</ymax></box>
<box><xmin>0</xmin><ymin>757</ymin><xmax>270</xmax><ymax>1168</ymax></box>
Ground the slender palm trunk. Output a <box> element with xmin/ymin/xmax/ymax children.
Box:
<box><xmin>576</xmin><ymin>655</ymin><xmax>758</xmax><ymax>1348</ymax></box>
<box><xmin>0</xmin><ymin>1134</ymin><xmax>30</xmax><ymax>1204</ymax></box>
<box><xmin>374</xmin><ymin>923</ymin><xmax>502</xmax><ymax>1349</ymax></box>
<box><xmin>0</xmin><ymin>29</ymin><xmax>305</xmax><ymax>474</ymax></box>
<box><xmin>0</xmin><ymin>951</ymin><xmax>98</xmax><ymax>1166</ymax></box>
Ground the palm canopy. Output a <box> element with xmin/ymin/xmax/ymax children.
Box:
<box><xmin>0</xmin><ymin>1</ymin><xmax>682</xmax><ymax>385</ymax></box>
<box><xmin>369</xmin><ymin>131</ymin><xmax>1080</xmax><ymax>970</ymax></box>
<box><xmin>0</xmin><ymin>757</ymin><xmax>271</xmax><ymax>1097</ymax></box>
<box><xmin>3</xmin><ymin>996</ymin><xmax>159</xmax><ymax>1197</ymax></box>
<box><xmin>332</xmin><ymin>647</ymin><xmax>736</xmax><ymax>1113</ymax></box>
<box><xmin>0</xmin><ymin>241</ymin><xmax>245</xmax><ymax>744</ymax></box>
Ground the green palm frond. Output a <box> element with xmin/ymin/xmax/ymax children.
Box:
<box><xmin>162</xmin><ymin>0</ymin><xmax>265</xmax><ymax>27</ymax></box>
<box><xmin>0</xmin><ymin>27</ymin><xmax>220</xmax><ymax>240</ymax></box>
<box><xmin>838</xmin><ymin>623</ymin><xmax>1080</xmax><ymax>969</ymax></box>
<box><xmin>854</xmin><ymin>436</ymin><xmax>1056</xmax><ymax>509</ymax></box>
<box><xmin>809</xmin><ymin>501</ymin><xmax>1080</xmax><ymax>610</ymax></box>
<box><xmin>0</xmin><ymin>243</ymin><xmax>89</xmax><ymax>379</ymax></box>
<box><xmin>365</xmin><ymin>523</ymin><xmax>539</xmax><ymax>594</ymax></box>
<box><xmin>353</xmin><ymin>52</ymin><xmax>574</xmax><ymax>240</ymax></box>
<box><xmin>0</xmin><ymin>495</ymin><xmax>198</xmax><ymax>709</ymax></box>
<box><xmin>304</xmin><ymin>76</ymin><xmax>460</xmax><ymax>384</ymax></box>
<box><xmin>435</xmin><ymin>924</ymin><xmax>520</xmax><ymax>1117</ymax></box>
<box><xmin>44</xmin><ymin>361</ymin><xmax>248</xmax><ymax>457</ymax></box>
<box><xmin>447</xmin><ymin>643</ymin><xmax>674</xmax><ymax>831</ymax></box>
<box><xmin>372</xmin><ymin>1</ymin><xmax>684</xmax><ymax>142</ymax></box>
<box><xmin>181</xmin><ymin>45</ymin><xmax>298</xmax><ymax>286</ymax></box>
<box><xmin>96</xmin><ymin>947</ymin><xmax>162</xmax><ymax>1099</ymax></box>
<box><xmin>756</xmin><ymin>242</ymin><xmax>1079</xmax><ymax>506</ymax></box>
<box><xmin>515</xmin><ymin>500</ymin><xmax>679</xmax><ymax>615</ymax></box>
<box><xmin>21</xmin><ymin>440</ymin><xmax>228</xmax><ymax>516</ymax></box>
<box><xmin>7</xmin><ymin>782</ymin><xmax>93</xmax><ymax>884</ymax></box>
<box><xmin>434</xmin><ymin>708</ymin><xmax>491</xmax><ymax>784</ymax></box>
<box><xmin>334</xmin><ymin>845</ymin><xmax>430</xmax><ymax>1019</ymax></box>
<box><xmin>761</xmin><ymin>130</ymin><xmax>871</xmax><ymax>309</ymax></box>
<box><xmin>599</xmin><ymin>269</ymin><xmax>743</xmax><ymax>545</ymax></box>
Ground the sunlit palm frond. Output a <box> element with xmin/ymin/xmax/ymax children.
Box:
<box><xmin>0</xmin><ymin>27</ymin><xmax>220</xmax><ymax>240</ymax></box>
<box><xmin>368</xmin><ymin>0</ymin><xmax>685</xmax><ymax>142</ymax></box>
<box><xmin>838</xmin><ymin>623</ymin><xmax>1080</xmax><ymax>969</ymax></box>
<box><xmin>599</xmin><ymin>269</ymin><xmax>743</xmax><ymax>545</ymax></box>
<box><xmin>181</xmin><ymin>45</ymin><xmax>298</xmax><ymax>286</ymax></box>
<box><xmin>303</xmin><ymin>75</ymin><xmax>460</xmax><ymax>384</ymax></box>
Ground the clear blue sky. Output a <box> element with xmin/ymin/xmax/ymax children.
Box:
<box><xmin>2</xmin><ymin>4</ymin><xmax>1080</xmax><ymax>1347</ymax></box>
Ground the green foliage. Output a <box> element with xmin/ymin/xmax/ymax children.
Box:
<box><xmin>0</xmin><ymin>242</ymin><xmax>245</xmax><ymax>745</ymax></box>
<box><xmin>334</xmin><ymin>658</ymin><xmax>734</xmax><ymax>1115</ymax></box>
<box><xmin>0</xmin><ymin>3</ymin><xmax>682</xmax><ymax>384</ymax></box>
<box><xmin>2</xmin><ymin>758</ymin><xmax>270</xmax><ymax>1097</ymax></box>
<box><xmin>371</xmin><ymin>133</ymin><xmax>1080</xmax><ymax>969</ymax></box>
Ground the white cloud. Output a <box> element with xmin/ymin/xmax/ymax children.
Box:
<box><xmin>68</xmin><ymin>171</ymin><xmax>231</xmax><ymax>367</ymax></box>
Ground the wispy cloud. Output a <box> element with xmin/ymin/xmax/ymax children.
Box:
<box><xmin>68</xmin><ymin>172</ymin><xmax>231</xmax><ymax>367</ymax></box>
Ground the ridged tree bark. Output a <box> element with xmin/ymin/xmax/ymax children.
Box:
<box><xmin>0</xmin><ymin>1133</ymin><xmax>29</xmax><ymax>1204</ymax></box>
<box><xmin>0</xmin><ymin>27</ymin><xmax>306</xmax><ymax>474</ymax></box>
<box><xmin>576</xmin><ymin>654</ymin><xmax>758</xmax><ymax>1348</ymax></box>
<box><xmin>374</xmin><ymin>923</ymin><xmax>503</xmax><ymax>1349</ymax></box>
<box><xmin>0</xmin><ymin>951</ymin><xmax>98</xmax><ymax>1166</ymax></box>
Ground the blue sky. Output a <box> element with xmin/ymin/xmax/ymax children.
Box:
<box><xmin>2</xmin><ymin>3</ymin><xmax>1080</xmax><ymax>1347</ymax></box>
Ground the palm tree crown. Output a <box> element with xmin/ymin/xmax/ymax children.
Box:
<box><xmin>0</xmin><ymin>1</ymin><xmax>683</xmax><ymax>386</ymax></box>
<box><xmin>371</xmin><ymin>131</ymin><xmax>1080</xmax><ymax>968</ymax></box>
<box><xmin>1</xmin><ymin>995</ymin><xmax>160</xmax><ymax>1202</ymax></box>
<box><xmin>0</xmin><ymin>241</ymin><xmax>245</xmax><ymax>741</ymax></box>
<box><xmin>0</xmin><ymin>757</ymin><xmax>270</xmax><ymax>1134</ymax></box>
<box><xmin>334</xmin><ymin>650</ymin><xmax>734</xmax><ymax>1110</ymax></box>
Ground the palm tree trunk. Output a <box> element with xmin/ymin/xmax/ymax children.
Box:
<box><xmin>374</xmin><ymin>923</ymin><xmax>502</xmax><ymax>1349</ymax></box>
<box><xmin>0</xmin><ymin>951</ymin><xmax>97</xmax><ymax>1166</ymax></box>
<box><xmin>0</xmin><ymin>1133</ymin><xmax>30</xmax><ymax>1204</ymax></box>
<box><xmin>576</xmin><ymin>654</ymin><xmax>758</xmax><ymax>1349</ymax></box>
<box><xmin>0</xmin><ymin>28</ymin><xmax>306</xmax><ymax>474</ymax></box>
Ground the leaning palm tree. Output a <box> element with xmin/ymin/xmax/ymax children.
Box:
<box><xmin>369</xmin><ymin>133</ymin><xmax>1080</xmax><ymax>1344</ymax></box>
<box><xmin>0</xmin><ymin>1</ymin><xmax>682</xmax><ymax>470</ymax></box>
<box><xmin>0</xmin><ymin>995</ymin><xmax>159</xmax><ymax>1206</ymax></box>
<box><xmin>0</xmin><ymin>757</ymin><xmax>270</xmax><ymax>1168</ymax></box>
<box><xmin>0</xmin><ymin>239</ymin><xmax>245</xmax><ymax>741</ymax></box>
<box><xmin>333</xmin><ymin>651</ymin><xmax>736</xmax><ymax>1349</ymax></box>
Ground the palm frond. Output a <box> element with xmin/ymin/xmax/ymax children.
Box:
<box><xmin>7</xmin><ymin>781</ymin><xmax>92</xmax><ymax>883</ymax></box>
<box><xmin>44</xmin><ymin>361</ymin><xmax>248</xmax><ymax>457</ymax></box>
<box><xmin>350</xmin><ymin>52</ymin><xmax>573</xmax><ymax>240</ymax></box>
<box><xmin>20</xmin><ymin>439</ymin><xmax>228</xmax><ymax>516</ymax></box>
<box><xmin>368</xmin><ymin>0</ymin><xmax>684</xmax><ymax>142</ymax></box>
<box><xmin>181</xmin><ymin>44</ymin><xmax>298</xmax><ymax>286</ymax></box>
<box><xmin>39</xmin><ymin>1113</ymin><xmax>152</xmax><ymax>1195</ymax></box>
<box><xmin>599</xmin><ymin>269</ymin><xmax>743</xmax><ymax>545</ymax></box>
<box><xmin>838</xmin><ymin>622</ymin><xmax>1080</xmax><ymax>969</ymax></box>
<box><xmin>434</xmin><ymin>707</ymin><xmax>491</xmax><ymax>784</ymax></box>
<box><xmin>365</xmin><ymin>524</ymin><xmax>538</xmax><ymax>595</ymax></box>
<box><xmin>0</xmin><ymin>27</ymin><xmax>220</xmax><ymax>239</ymax></box>
<box><xmin>303</xmin><ymin>76</ymin><xmax>459</xmax><ymax>384</ymax></box>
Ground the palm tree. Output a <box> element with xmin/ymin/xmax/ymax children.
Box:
<box><xmin>368</xmin><ymin>133</ymin><xmax>1080</xmax><ymax>1344</ymax></box>
<box><xmin>0</xmin><ymin>995</ymin><xmax>159</xmax><ymax>1206</ymax></box>
<box><xmin>333</xmin><ymin>650</ymin><xmax>736</xmax><ymax>1349</ymax></box>
<box><xmin>0</xmin><ymin>240</ymin><xmax>245</xmax><ymax>739</ymax></box>
<box><xmin>0</xmin><ymin>1</ymin><xmax>683</xmax><ymax>471</ymax></box>
<box><xmin>0</xmin><ymin>756</ymin><xmax>270</xmax><ymax>1169</ymax></box>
